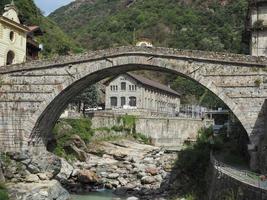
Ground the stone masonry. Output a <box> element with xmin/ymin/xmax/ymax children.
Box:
<box><xmin>0</xmin><ymin>46</ymin><xmax>267</xmax><ymax>171</ymax></box>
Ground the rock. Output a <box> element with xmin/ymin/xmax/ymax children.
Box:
<box><xmin>37</xmin><ymin>173</ymin><xmax>48</xmax><ymax>181</ymax></box>
<box><xmin>145</xmin><ymin>167</ymin><xmax>159</xmax><ymax>176</ymax></box>
<box><xmin>7</xmin><ymin>151</ymin><xmax>30</xmax><ymax>161</ymax></box>
<box><xmin>137</xmin><ymin>172</ymin><xmax>146</xmax><ymax>179</ymax></box>
<box><xmin>77</xmin><ymin>170</ymin><xmax>99</xmax><ymax>184</ymax></box>
<box><xmin>127</xmin><ymin>197</ymin><xmax>139</xmax><ymax>200</ymax></box>
<box><xmin>118</xmin><ymin>177</ymin><xmax>128</xmax><ymax>186</ymax></box>
<box><xmin>64</xmin><ymin>143</ymin><xmax>88</xmax><ymax>162</ymax></box>
<box><xmin>108</xmin><ymin>173</ymin><xmax>119</xmax><ymax>179</ymax></box>
<box><xmin>155</xmin><ymin>174</ymin><xmax>163</xmax><ymax>182</ymax></box>
<box><xmin>7</xmin><ymin>180</ymin><xmax>70</xmax><ymax>200</ymax></box>
<box><xmin>141</xmin><ymin>176</ymin><xmax>156</xmax><ymax>184</ymax></box>
<box><xmin>56</xmin><ymin>158</ymin><xmax>74</xmax><ymax>182</ymax></box>
<box><xmin>26</xmin><ymin>174</ymin><xmax>39</xmax><ymax>183</ymax></box>
<box><xmin>110</xmin><ymin>180</ymin><xmax>119</xmax><ymax>187</ymax></box>
<box><xmin>27</xmin><ymin>163</ymin><xmax>41</xmax><ymax>174</ymax></box>
<box><xmin>71</xmin><ymin>168</ymin><xmax>79</xmax><ymax>177</ymax></box>
<box><xmin>113</xmin><ymin>153</ymin><xmax>127</xmax><ymax>161</ymax></box>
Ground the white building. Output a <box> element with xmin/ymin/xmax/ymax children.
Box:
<box><xmin>0</xmin><ymin>1</ymin><xmax>28</xmax><ymax>66</ymax></box>
<box><xmin>105</xmin><ymin>73</ymin><xmax>181</xmax><ymax>116</ymax></box>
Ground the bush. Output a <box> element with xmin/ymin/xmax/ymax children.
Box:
<box><xmin>52</xmin><ymin>118</ymin><xmax>94</xmax><ymax>159</ymax></box>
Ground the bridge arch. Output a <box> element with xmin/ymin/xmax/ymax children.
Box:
<box><xmin>0</xmin><ymin>47</ymin><xmax>266</xmax><ymax>169</ymax></box>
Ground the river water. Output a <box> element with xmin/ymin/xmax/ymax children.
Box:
<box><xmin>71</xmin><ymin>190</ymin><xmax>127</xmax><ymax>200</ymax></box>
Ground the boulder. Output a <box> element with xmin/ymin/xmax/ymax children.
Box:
<box><xmin>118</xmin><ymin>177</ymin><xmax>128</xmax><ymax>186</ymax></box>
<box><xmin>141</xmin><ymin>176</ymin><xmax>156</xmax><ymax>184</ymax></box>
<box><xmin>56</xmin><ymin>158</ymin><xmax>74</xmax><ymax>182</ymax></box>
<box><xmin>108</xmin><ymin>173</ymin><xmax>119</xmax><ymax>179</ymax></box>
<box><xmin>145</xmin><ymin>167</ymin><xmax>159</xmax><ymax>176</ymax></box>
<box><xmin>64</xmin><ymin>143</ymin><xmax>87</xmax><ymax>162</ymax></box>
<box><xmin>77</xmin><ymin>170</ymin><xmax>99</xmax><ymax>184</ymax></box>
<box><xmin>26</xmin><ymin>174</ymin><xmax>39</xmax><ymax>183</ymax></box>
<box><xmin>7</xmin><ymin>180</ymin><xmax>70</xmax><ymax>200</ymax></box>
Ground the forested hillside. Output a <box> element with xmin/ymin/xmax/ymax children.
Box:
<box><xmin>0</xmin><ymin>0</ymin><xmax>82</xmax><ymax>57</ymax></box>
<box><xmin>50</xmin><ymin>0</ymin><xmax>249</xmax><ymax>54</ymax></box>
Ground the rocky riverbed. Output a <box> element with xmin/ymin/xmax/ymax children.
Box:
<box><xmin>67</xmin><ymin>139</ymin><xmax>178</xmax><ymax>199</ymax></box>
<box><xmin>0</xmin><ymin>139</ymin><xmax>181</xmax><ymax>200</ymax></box>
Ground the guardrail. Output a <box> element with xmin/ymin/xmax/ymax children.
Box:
<box><xmin>210</xmin><ymin>152</ymin><xmax>267</xmax><ymax>190</ymax></box>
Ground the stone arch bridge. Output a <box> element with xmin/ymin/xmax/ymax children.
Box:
<box><xmin>0</xmin><ymin>46</ymin><xmax>266</xmax><ymax>170</ymax></box>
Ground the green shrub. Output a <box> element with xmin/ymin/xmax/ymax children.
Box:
<box><xmin>52</xmin><ymin>118</ymin><xmax>94</xmax><ymax>159</ymax></box>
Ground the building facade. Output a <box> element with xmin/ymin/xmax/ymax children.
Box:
<box><xmin>247</xmin><ymin>0</ymin><xmax>267</xmax><ymax>56</ymax></box>
<box><xmin>105</xmin><ymin>73</ymin><xmax>180</xmax><ymax>115</ymax></box>
<box><xmin>0</xmin><ymin>2</ymin><xmax>28</xmax><ymax>66</ymax></box>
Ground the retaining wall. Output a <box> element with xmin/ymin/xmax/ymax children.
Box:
<box><xmin>90</xmin><ymin>113</ymin><xmax>213</xmax><ymax>148</ymax></box>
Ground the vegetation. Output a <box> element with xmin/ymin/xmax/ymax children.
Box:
<box><xmin>0</xmin><ymin>182</ymin><xmax>8</xmax><ymax>200</ymax></box>
<box><xmin>50</xmin><ymin>0</ymin><xmax>248</xmax><ymax>54</ymax></box>
<box><xmin>52</xmin><ymin>118</ymin><xmax>94</xmax><ymax>158</ymax></box>
<box><xmin>0</xmin><ymin>0</ymin><xmax>82</xmax><ymax>57</ymax></box>
<box><xmin>71</xmin><ymin>85</ymin><xmax>99</xmax><ymax>114</ymax></box>
<box><xmin>169</xmin><ymin>119</ymin><xmax>249</xmax><ymax>199</ymax></box>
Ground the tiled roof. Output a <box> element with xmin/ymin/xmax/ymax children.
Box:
<box><xmin>127</xmin><ymin>73</ymin><xmax>181</xmax><ymax>97</ymax></box>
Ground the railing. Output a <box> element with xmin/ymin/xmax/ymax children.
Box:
<box><xmin>210</xmin><ymin>152</ymin><xmax>267</xmax><ymax>190</ymax></box>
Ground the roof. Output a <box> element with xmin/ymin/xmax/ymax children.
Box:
<box><xmin>106</xmin><ymin>73</ymin><xmax>181</xmax><ymax>97</ymax></box>
<box><xmin>27</xmin><ymin>25</ymin><xmax>44</xmax><ymax>36</ymax></box>
<box><xmin>0</xmin><ymin>16</ymin><xmax>29</xmax><ymax>32</ymax></box>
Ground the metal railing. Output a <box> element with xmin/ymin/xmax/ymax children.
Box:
<box><xmin>210</xmin><ymin>152</ymin><xmax>267</xmax><ymax>190</ymax></box>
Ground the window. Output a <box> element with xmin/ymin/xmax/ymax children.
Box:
<box><xmin>115</xmin><ymin>85</ymin><xmax>118</xmax><ymax>91</ymax></box>
<box><xmin>129</xmin><ymin>85</ymin><xmax>131</xmax><ymax>91</ymax></box>
<box><xmin>6</xmin><ymin>51</ymin><xmax>15</xmax><ymax>65</ymax></box>
<box><xmin>110</xmin><ymin>97</ymin><xmax>117</xmax><ymax>107</ymax></box>
<box><xmin>134</xmin><ymin>85</ymin><xmax>137</xmax><ymax>90</ymax></box>
<box><xmin>121</xmin><ymin>82</ymin><xmax>126</xmax><ymax>90</ymax></box>
<box><xmin>121</xmin><ymin>97</ymin><xmax>126</xmax><ymax>107</ymax></box>
<box><xmin>110</xmin><ymin>86</ymin><xmax>113</xmax><ymax>91</ymax></box>
<box><xmin>129</xmin><ymin>96</ymin><xmax>137</xmax><ymax>107</ymax></box>
<box><xmin>9</xmin><ymin>31</ymin><xmax>15</xmax><ymax>42</ymax></box>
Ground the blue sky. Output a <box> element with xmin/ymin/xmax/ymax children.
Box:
<box><xmin>34</xmin><ymin>0</ymin><xmax>74</xmax><ymax>16</ymax></box>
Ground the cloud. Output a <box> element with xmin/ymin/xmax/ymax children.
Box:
<box><xmin>34</xmin><ymin>0</ymin><xmax>74</xmax><ymax>16</ymax></box>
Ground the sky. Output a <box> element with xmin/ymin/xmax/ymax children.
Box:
<box><xmin>34</xmin><ymin>0</ymin><xmax>74</xmax><ymax>16</ymax></box>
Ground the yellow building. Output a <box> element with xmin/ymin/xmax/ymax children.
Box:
<box><xmin>0</xmin><ymin>1</ymin><xmax>28</xmax><ymax>66</ymax></box>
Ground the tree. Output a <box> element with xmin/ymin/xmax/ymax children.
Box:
<box><xmin>71</xmin><ymin>85</ymin><xmax>98</xmax><ymax>114</ymax></box>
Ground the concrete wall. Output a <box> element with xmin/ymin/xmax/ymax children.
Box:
<box><xmin>90</xmin><ymin>113</ymin><xmax>213</xmax><ymax>149</ymax></box>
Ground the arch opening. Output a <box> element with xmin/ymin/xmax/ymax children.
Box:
<box><xmin>6</xmin><ymin>50</ymin><xmax>15</xmax><ymax>65</ymax></box>
<box><xmin>29</xmin><ymin>63</ymin><xmax>249</xmax><ymax>148</ymax></box>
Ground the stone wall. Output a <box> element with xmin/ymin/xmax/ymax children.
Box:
<box><xmin>90</xmin><ymin>113</ymin><xmax>213</xmax><ymax>149</ymax></box>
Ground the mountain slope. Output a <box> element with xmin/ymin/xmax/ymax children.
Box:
<box><xmin>0</xmin><ymin>0</ymin><xmax>83</xmax><ymax>57</ymax></box>
<box><xmin>50</xmin><ymin>0</ymin><xmax>249</xmax><ymax>54</ymax></box>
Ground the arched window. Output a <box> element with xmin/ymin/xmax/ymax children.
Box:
<box><xmin>129</xmin><ymin>96</ymin><xmax>137</xmax><ymax>107</ymax></box>
<box><xmin>6</xmin><ymin>51</ymin><xmax>15</xmax><ymax>65</ymax></box>
<box><xmin>121</xmin><ymin>97</ymin><xmax>126</xmax><ymax>107</ymax></box>
<box><xmin>110</xmin><ymin>97</ymin><xmax>117</xmax><ymax>107</ymax></box>
<box><xmin>9</xmin><ymin>31</ymin><xmax>15</xmax><ymax>42</ymax></box>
